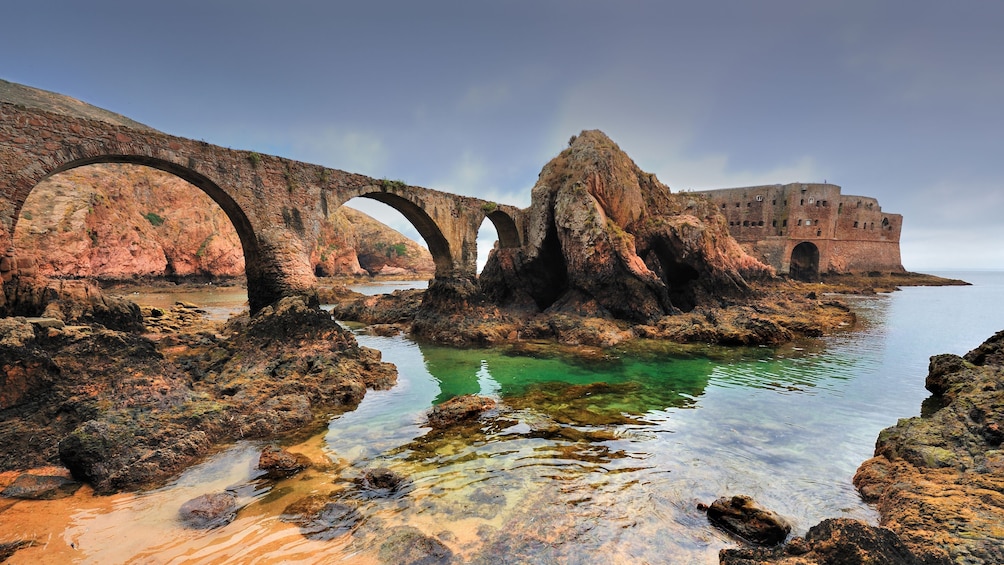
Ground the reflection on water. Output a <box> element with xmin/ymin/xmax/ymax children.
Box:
<box><xmin>3</xmin><ymin>273</ymin><xmax>1003</xmax><ymax>563</ymax></box>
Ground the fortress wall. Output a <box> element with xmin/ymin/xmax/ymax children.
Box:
<box><xmin>828</xmin><ymin>239</ymin><xmax>904</xmax><ymax>273</ymax></box>
<box><xmin>694</xmin><ymin>183</ymin><xmax>904</xmax><ymax>275</ymax></box>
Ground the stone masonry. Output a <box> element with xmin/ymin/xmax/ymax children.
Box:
<box><xmin>0</xmin><ymin>102</ymin><xmax>523</xmax><ymax>311</ymax></box>
<box><xmin>693</xmin><ymin>183</ymin><xmax>903</xmax><ymax>278</ymax></box>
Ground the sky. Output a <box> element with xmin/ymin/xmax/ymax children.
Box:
<box><xmin>2</xmin><ymin>0</ymin><xmax>1002</xmax><ymax>271</ymax></box>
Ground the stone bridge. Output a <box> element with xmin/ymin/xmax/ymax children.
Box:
<box><xmin>0</xmin><ymin>102</ymin><xmax>524</xmax><ymax>311</ymax></box>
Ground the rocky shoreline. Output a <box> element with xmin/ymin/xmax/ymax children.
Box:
<box><xmin>718</xmin><ymin>329</ymin><xmax>1004</xmax><ymax>565</ymax></box>
<box><xmin>0</xmin><ymin>278</ymin><xmax>396</xmax><ymax>494</ymax></box>
<box><xmin>0</xmin><ymin>273</ymin><xmax>995</xmax><ymax>562</ymax></box>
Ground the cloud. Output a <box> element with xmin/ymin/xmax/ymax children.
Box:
<box><xmin>285</xmin><ymin>128</ymin><xmax>389</xmax><ymax>176</ymax></box>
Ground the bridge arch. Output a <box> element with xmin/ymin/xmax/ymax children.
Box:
<box><xmin>333</xmin><ymin>188</ymin><xmax>453</xmax><ymax>277</ymax></box>
<box><xmin>789</xmin><ymin>241</ymin><xmax>819</xmax><ymax>282</ymax></box>
<box><xmin>483</xmin><ymin>209</ymin><xmax>521</xmax><ymax>249</ymax></box>
<box><xmin>11</xmin><ymin>154</ymin><xmax>266</xmax><ymax>304</ymax></box>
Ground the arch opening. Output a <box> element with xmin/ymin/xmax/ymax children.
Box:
<box><xmin>789</xmin><ymin>241</ymin><xmax>820</xmax><ymax>282</ymax></box>
<box><xmin>476</xmin><ymin>216</ymin><xmax>501</xmax><ymax>276</ymax></box>
<box><xmin>14</xmin><ymin>162</ymin><xmax>247</xmax><ymax>281</ymax></box>
<box><xmin>334</xmin><ymin>196</ymin><xmax>438</xmax><ymax>280</ymax></box>
<box><xmin>8</xmin><ymin>161</ymin><xmax>254</xmax><ymax>316</ymax></box>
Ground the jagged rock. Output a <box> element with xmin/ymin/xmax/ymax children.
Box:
<box><xmin>426</xmin><ymin>395</ymin><xmax>497</xmax><ymax>428</ymax></box>
<box><xmin>719</xmin><ymin>518</ymin><xmax>938</xmax><ymax>565</ymax></box>
<box><xmin>0</xmin><ymin>473</ymin><xmax>81</xmax><ymax>500</ymax></box>
<box><xmin>480</xmin><ymin>130</ymin><xmax>772</xmax><ymax>324</ymax></box>
<box><xmin>853</xmin><ymin>329</ymin><xmax>1004</xmax><ymax>564</ymax></box>
<box><xmin>2</xmin><ymin>277</ymin><xmax>143</xmax><ymax>332</ymax></box>
<box><xmin>705</xmin><ymin>495</ymin><xmax>791</xmax><ymax>546</ymax></box>
<box><xmin>178</xmin><ymin>492</ymin><xmax>238</xmax><ymax>529</ymax></box>
<box><xmin>257</xmin><ymin>445</ymin><xmax>312</xmax><ymax>479</ymax></box>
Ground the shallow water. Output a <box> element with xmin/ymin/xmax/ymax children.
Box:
<box><xmin>3</xmin><ymin>272</ymin><xmax>1003</xmax><ymax>563</ymax></box>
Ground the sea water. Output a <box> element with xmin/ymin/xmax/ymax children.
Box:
<box><xmin>2</xmin><ymin>272</ymin><xmax>1002</xmax><ymax>563</ymax></box>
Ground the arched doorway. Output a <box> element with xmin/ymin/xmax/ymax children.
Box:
<box><xmin>790</xmin><ymin>242</ymin><xmax>820</xmax><ymax>282</ymax></box>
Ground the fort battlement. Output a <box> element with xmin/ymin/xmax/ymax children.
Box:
<box><xmin>693</xmin><ymin>183</ymin><xmax>903</xmax><ymax>279</ymax></box>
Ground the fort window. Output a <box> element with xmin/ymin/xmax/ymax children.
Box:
<box><xmin>747</xmin><ymin>202</ymin><xmax>751</xmax><ymax>207</ymax></box>
<box><xmin>782</xmin><ymin>219</ymin><xmax>787</xmax><ymax>227</ymax></box>
<box><xmin>805</xmin><ymin>219</ymin><xmax>812</xmax><ymax>226</ymax></box>
<box><xmin>882</xmin><ymin>217</ymin><xmax>889</xmax><ymax>227</ymax></box>
<box><xmin>838</xmin><ymin>203</ymin><xmax>843</xmax><ymax>214</ymax></box>
<box><xmin>822</xmin><ymin>200</ymin><xmax>828</xmax><ymax>206</ymax></box>
<box><xmin>721</xmin><ymin>203</ymin><xmax>726</xmax><ymax>209</ymax></box>
<box><xmin>808</xmin><ymin>197</ymin><xmax>815</xmax><ymax>205</ymax></box>
<box><xmin>816</xmin><ymin>229</ymin><xmax>822</xmax><ymax>236</ymax></box>
<box><xmin>772</xmin><ymin>220</ymin><xmax>777</xmax><ymax>227</ymax></box>
<box><xmin>815</xmin><ymin>200</ymin><xmax>820</xmax><ymax>206</ymax></box>
<box><xmin>800</xmin><ymin>199</ymin><xmax>804</xmax><ymax>205</ymax></box>
<box><xmin>797</xmin><ymin>219</ymin><xmax>802</xmax><ymax>226</ymax></box>
<box><xmin>743</xmin><ymin>220</ymin><xmax>749</xmax><ymax>227</ymax></box>
<box><xmin>853</xmin><ymin>221</ymin><xmax>858</xmax><ymax>228</ymax></box>
<box><xmin>758</xmin><ymin>220</ymin><xmax>764</xmax><ymax>226</ymax></box>
<box><xmin>756</xmin><ymin>195</ymin><xmax>764</xmax><ymax>202</ymax></box>
<box><xmin>736</xmin><ymin>202</ymin><xmax>740</xmax><ymax>208</ymax></box>
<box><xmin>772</xmin><ymin>199</ymin><xmax>776</xmax><ymax>205</ymax></box>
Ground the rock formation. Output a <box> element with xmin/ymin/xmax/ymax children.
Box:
<box><xmin>852</xmin><ymin>330</ymin><xmax>1004</xmax><ymax>564</ymax></box>
<box><xmin>480</xmin><ymin>130</ymin><xmax>772</xmax><ymax>323</ymax></box>
<box><xmin>13</xmin><ymin>163</ymin><xmax>434</xmax><ymax>281</ymax></box>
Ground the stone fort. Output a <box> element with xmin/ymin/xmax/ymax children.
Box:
<box><xmin>693</xmin><ymin>183</ymin><xmax>903</xmax><ymax>280</ymax></box>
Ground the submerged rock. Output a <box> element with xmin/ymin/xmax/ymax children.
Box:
<box><xmin>378</xmin><ymin>526</ymin><xmax>455</xmax><ymax>565</ymax></box>
<box><xmin>0</xmin><ymin>473</ymin><xmax>81</xmax><ymax>500</ymax></box>
<box><xmin>426</xmin><ymin>395</ymin><xmax>498</xmax><ymax>429</ymax></box>
<box><xmin>705</xmin><ymin>495</ymin><xmax>791</xmax><ymax>546</ymax></box>
<box><xmin>280</xmin><ymin>496</ymin><xmax>363</xmax><ymax>541</ymax></box>
<box><xmin>257</xmin><ymin>445</ymin><xmax>312</xmax><ymax>480</ymax></box>
<box><xmin>178</xmin><ymin>491</ymin><xmax>238</xmax><ymax>529</ymax></box>
<box><xmin>354</xmin><ymin>467</ymin><xmax>411</xmax><ymax>497</ymax></box>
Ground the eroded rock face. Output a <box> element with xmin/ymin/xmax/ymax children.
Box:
<box><xmin>853</xmin><ymin>330</ymin><xmax>1004</xmax><ymax>565</ymax></box>
<box><xmin>0</xmin><ymin>290</ymin><xmax>397</xmax><ymax>494</ymax></box>
<box><xmin>480</xmin><ymin>130</ymin><xmax>772</xmax><ymax>324</ymax></box>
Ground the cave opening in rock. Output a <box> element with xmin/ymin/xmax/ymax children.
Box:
<box><xmin>646</xmin><ymin>241</ymin><xmax>700</xmax><ymax>312</ymax></box>
<box><xmin>524</xmin><ymin>220</ymin><xmax>569</xmax><ymax>310</ymax></box>
<box><xmin>789</xmin><ymin>241</ymin><xmax>820</xmax><ymax>282</ymax></box>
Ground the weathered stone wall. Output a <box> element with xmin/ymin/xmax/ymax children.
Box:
<box><xmin>0</xmin><ymin>102</ymin><xmax>525</xmax><ymax>310</ymax></box>
<box><xmin>693</xmin><ymin>183</ymin><xmax>904</xmax><ymax>275</ymax></box>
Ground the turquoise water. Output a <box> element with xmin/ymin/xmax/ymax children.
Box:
<box><xmin>310</xmin><ymin>271</ymin><xmax>1004</xmax><ymax>562</ymax></box>
<box><xmin>11</xmin><ymin>272</ymin><xmax>1003</xmax><ymax>564</ymax></box>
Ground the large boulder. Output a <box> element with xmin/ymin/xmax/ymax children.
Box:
<box><xmin>480</xmin><ymin>130</ymin><xmax>772</xmax><ymax>324</ymax></box>
<box><xmin>705</xmin><ymin>495</ymin><xmax>791</xmax><ymax>546</ymax></box>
